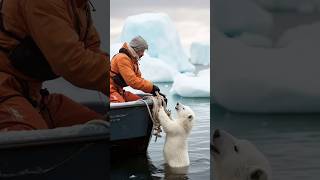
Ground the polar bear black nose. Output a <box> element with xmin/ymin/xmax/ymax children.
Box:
<box><xmin>177</xmin><ymin>102</ymin><xmax>179</xmax><ymax>106</ymax></box>
<box><xmin>213</xmin><ymin>129</ymin><xmax>220</xmax><ymax>139</ymax></box>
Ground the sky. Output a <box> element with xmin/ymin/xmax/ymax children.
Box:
<box><xmin>110</xmin><ymin>0</ymin><xmax>210</xmax><ymax>50</ymax></box>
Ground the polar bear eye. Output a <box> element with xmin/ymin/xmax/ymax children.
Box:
<box><xmin>234</xmin><ymin>145</ymin><xmax>239</xmax><ymax>153</ymax></box>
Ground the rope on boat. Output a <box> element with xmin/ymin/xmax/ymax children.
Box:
<box><xmin>139</xmin><ymin>92</ymin><xmax>171</xmax><ymax>142</ymax></box>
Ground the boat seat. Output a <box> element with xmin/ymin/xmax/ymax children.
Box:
<box><xmin>0</xmin><ymin>120</ymin><xmax>109</xmax><ymax>149</ymax></box>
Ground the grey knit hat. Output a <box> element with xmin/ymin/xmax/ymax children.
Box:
<box><xmin>129</xmin><ymin>36</ymin><xmax>148</xmax><ymax>53</ymax></box>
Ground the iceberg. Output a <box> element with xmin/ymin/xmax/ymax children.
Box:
<box><xmin>119</xmin><ymin>13</ymin><xmax>195</xmax><ymax>73</ymax></box>
<box><xmin>170</xmin><ymin>69</ymin><xmax>210</xmax><ymax>98</ymax></box>
<box><xmin>213</xmin><ymin>29</ymin><xmax>320</xmax><ymax>113</ymax></box>
<box><xmin>190</xmin><ymin>42</ymin><xmax>210</xmax><ymax>65</ymax></box>
<box><xmin>213</xmin><ymin>0</ymin><xmax>274</xmax><ymax>36</ymax></box>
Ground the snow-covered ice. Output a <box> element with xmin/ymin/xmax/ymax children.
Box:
<box><xmin>170</xmin><ymin>69</ymin><xmax>210</xmax><ymax>97</ymax></box>
<box><xmin>213</xmin><ymin>28</ymin><xmax>320</xmax><ymax>113</ymax></box>
<box><xmin>213</xmin><ymin>0</ymin><xmax>274</xmax><ymax>36</ymax></box>
<box><xmin>119</xmin><ymin>13</ymin><xmax>195</xmax><ymax>73</ymax></box>
<box><xmin>190</xmin><ymin>42</ymin><xmax>210</xmax><ymax>65</ymax></box>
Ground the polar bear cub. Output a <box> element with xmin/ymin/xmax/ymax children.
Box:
<box><xmin>158</xmin><ymin>102</ymin><xmax>195</xmax><ymax>168</ymax></box>
<box><xmin>211</xmin><ymin>129</ymin><xmax>272</xmax><ymax>180</ymax></box>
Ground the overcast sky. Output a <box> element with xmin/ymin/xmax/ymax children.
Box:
<box><xmin>110</xmin><ymin>0</ymin><xmax>210</xmax><ymax>49</ymax></box>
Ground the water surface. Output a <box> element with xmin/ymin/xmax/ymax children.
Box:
<box><xmin>211</xmin><ymin>104</ymin><xmax>320</xmax><ymax>180</ymax></box>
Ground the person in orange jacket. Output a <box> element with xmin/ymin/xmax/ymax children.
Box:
<box><xmin>0</xmin><ymin>0</ymin><xmax>109</xmax><ymax>131</ymax></box>
<box><xmin>110</xmin><ymin>36</ymin><xmax>163</xmax><ymax>103</ymax></box>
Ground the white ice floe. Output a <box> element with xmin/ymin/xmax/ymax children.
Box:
<box><xmin>119</xmin><ymin>13</ymin><xmax>195</xmax><ymax>73</ymax></box>
<box><xmin>190</xmin><ymin>42</ymin><xmax>210</xmax><ymax>65</ymax></box>
<box><xmin>170</xmin><ymin>69</ymin><xmax>210</xmax><ymax>98</ymax></box>
<box><xmin>213</xmin><ymin>28</ymin><xmax>320</xmax><ymax>113</ymax></box>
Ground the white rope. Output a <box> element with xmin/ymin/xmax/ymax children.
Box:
<box><xmin>139</xmin><ymin>92</ymin><xmax>171</xmax><ymax>142</ymax></box>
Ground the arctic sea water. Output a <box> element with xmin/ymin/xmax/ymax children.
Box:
<box><xmin>111</xmin><ymin>82</ymin><xmax>210</xmax><ymax>180</ymax></box>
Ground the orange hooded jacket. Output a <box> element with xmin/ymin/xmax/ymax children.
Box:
<box><xmin>0</xmin><ymin>0</ymin><xmax>109</xmax><ymax>95</ymax></box>
<box><xmin>110</xmin><ymin>43</ymin><xmax>153</xmax><ymax>97</ymax></box>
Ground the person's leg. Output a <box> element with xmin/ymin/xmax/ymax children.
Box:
<box><xmin>43</xmin><ymin>93</ymin><xmax>103</xmax><ymax>128</ymax></box>
<box><xmin>0</xmin><ymin>96</ymin><xmax>48</xmax><ymax>132</ymax></box>
<box><xmin>124</xmin><ymin>91</ymin><xmax>141</xmax><ymax>102</ymax></box>
<box><xmin>110</xmin><ymin>91</ymin><xmax>126</xmax><ymax>103</ymax></box>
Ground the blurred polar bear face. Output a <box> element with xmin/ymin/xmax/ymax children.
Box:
<box><xmin>211</xmin><ymin>129</ymin><xmax>272</xmax><ymax>180</ymax></box>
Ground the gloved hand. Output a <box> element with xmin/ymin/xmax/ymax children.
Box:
<box><xmin>151</xmin><ymin>85</ymin><xmax>160</xmax><ymax>95</ymax></box>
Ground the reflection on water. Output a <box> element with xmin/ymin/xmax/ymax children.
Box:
<box><xmin>111</xmin><ymin>83</ymin><xmax>210</xmax><ymax>179</ymax></box>
<box><xmin>211</xmin><ymin>103</ymin><xmax>320</xmax><ymax>180</ymax></box>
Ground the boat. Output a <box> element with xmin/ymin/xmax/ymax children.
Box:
<box><xmin>110</xmin><ymin>97</ymin><xmax>154</xmax><ymax>156</ymax></box>
<box><xmin>0</xmin><ymin>120</ymin><xmax>109</xmax><ymax>180</ymax></box>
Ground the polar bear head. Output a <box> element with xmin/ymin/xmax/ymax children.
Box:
<box><xmin>211</xmin><ymin>129</ymin><xmax>271</xmax><ymax>180</ymax></box>
<box><xmin>175</xmin><ymin>102</ymin><xmax>195</xmax><ymax>134</ymax></box>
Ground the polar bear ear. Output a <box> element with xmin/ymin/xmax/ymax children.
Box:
<box><xmin>249</xmin><ymin>168</ymin><xmax>268</xmax><ymax>180</ymax></box>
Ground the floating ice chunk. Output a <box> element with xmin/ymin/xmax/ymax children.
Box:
<box><xmin>213</xmin><ymin>0</ymin><xmax>274</xmax><ymax>36</ymax></box>
<box><xmin>170</xmin><ymin>69</ymin><xmax>210</xmax><ymax>97</ymax></box>
<box><xmin>190</xmin><ymin>42</ymin><xmax>210</xmax><ymax>65</ymax></box>
<box><xmin>213</xmin><ymin>32</ymin><xmax>320</xmax><ymax>113</ymax></box>
<box><xmin>119</xmin><ymin>13</ymin><xmax>195</xmax><ymax>72</ymax></box>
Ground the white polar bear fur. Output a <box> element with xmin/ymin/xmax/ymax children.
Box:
<box><xmin>212</xmin><ymin>130</ymin><xmax>272</xmax><ymax>180</ymax></box>
<box><xmin>158</xmin><ymin>102</ymin><xmax>195</xmax><ymax>168</ymax></box>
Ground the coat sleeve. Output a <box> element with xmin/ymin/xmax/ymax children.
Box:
<box><xmin>85</xmin><ymin>23</ymin><xmax>102</xmax><ymax>53</ymax></box>
<box><xmin>23</xmin><ymin>0</ymin><xmax>108</xmax><ymax>95</ymax></box>
<box><xmin>117</xmin><ymin>56</ymin><xmax>153</xmax><ymax>93</ymax></box>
